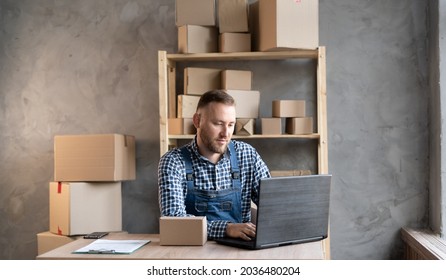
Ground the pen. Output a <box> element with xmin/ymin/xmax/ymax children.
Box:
<box><xmin>88</xmin><ymin>249</ymin><xmax>116</xmax><ymax>254</ymax></box>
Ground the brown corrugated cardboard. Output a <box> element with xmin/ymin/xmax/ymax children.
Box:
<box><xmin>175</xmin><ymin>0</ymin><xmax>216</xmax><ymax>26</ymax></box>
<box><xmin>236</xmin><ymin>118</ymin><xmax>255</xmax><ymax>135</ymax></box>
<box><xmin>160</xmin><ymin>216</ymin><xmax>207</xmax><ymax>246</ymax></box>
<box><xmin>285</xmin><ymin>117</ymin><xmax>314</xmax><ymax>134</ymax></box>
<box><xmin>261</xmin><ymin>118</ymin><xmax>282</xmax><ymax>135</ymax></box>
<box><xmin>272</xmin><ymin>100</ymin><xmax>306</xmax><ymax>118</ymax></box>
<box><xmin>37</xmin><ymin>231</ymin><xmax>81</xmax><ymax>255</ymax></box>
<box><xmin>184</xmin><ymin>67</ymin><xmax>221</xmax><ymax>95</ymax></box>
<box><xmin>54</xmin><ymin>134</ymin><xmax>136</xmax><ymax>182</ymax></box>
<box><xmin>177</xmin><ymin>95</ymin><xmax>200</xmax><ymax>118</ymax></box>
<box><xmin>178</xmin><ymin>25</ymin><xmax>218</xmax><ymax>54</ymax></box>
<box><xmin>168</xmin><ymin>118</ymin><xmax>196</xmax><ymax>135</ymax></box>
<box><xmin>225</xmin><ymin>89</ymin><xmax>260</xmax><ymax>118</ymax></box>
<box><xmin>49</xmin><ymin>182</ymin><xmax>122</xmax><ymax>236</ymax></box>
<box><xmin>221</xmin><ymin>69</ymin><xmax>252</xmax><ymax>90</ymax></box>
<box><xmin>251</xmin><ymin>0</ymin><xmax>319</xmax><ymax>51</ymax></box>
<box><xmin>218</xmin><ymin>0</ymin><xmax>249</xmax><ymax>33</ymax></box>
<box><xmin>219</xmin><ymin>32</ymin><xmax>251</xmax><ymax>53</ymax></box>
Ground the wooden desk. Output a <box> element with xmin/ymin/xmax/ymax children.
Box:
<box><xmin>36</xmin><ymin>232</ymin><xmax>326</xmax><ymax>260</ymax></box>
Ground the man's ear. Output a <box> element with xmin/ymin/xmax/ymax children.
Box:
<box><xmin>193</xmin><ymin>113</ymin><xmax>200</xmax><ymax>128</ymax></box>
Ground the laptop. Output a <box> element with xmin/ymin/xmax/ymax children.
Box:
<box><xmin>215</xmin><ymin>174</ymin><xmax>332</xmax><ymax>250</ymax></box>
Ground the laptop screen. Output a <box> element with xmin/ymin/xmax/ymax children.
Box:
<box><xmin>255</xmin><ymin>174</ymin><xmax>331</xmax><ymax>248</ymax></box>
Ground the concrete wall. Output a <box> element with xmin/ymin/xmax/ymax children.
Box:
<box><xmin>429</xmin><ymin>0</ymin><xmax>446</xmax><ymax>236</ymax></box>
<box><xmin>0</xmin><ymin>0</ymin><xmax>429</xmax><ymax>259</ymax></box>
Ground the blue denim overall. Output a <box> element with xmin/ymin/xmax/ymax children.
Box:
<box><xmin>181</xmin><ymin>142</ymin><xmax>242</xmax><ymax>223</ymax></box>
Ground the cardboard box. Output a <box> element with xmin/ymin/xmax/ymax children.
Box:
<box><xmin>251</xmin><ymin>0</ymin><xmax>319</xmax><ymax>51</ymax></box>
<box><xmin>221</xmin><ymin>69</ymin><xmax>252</xmax><ymax>90</ymax></box>
<box><xmin>184</xmin><ymin>67</ymin><xmax>221</xmax><ymax>95</ymax></box>
<box><xmin>37</xmin><ymin>231</ymin><xmax>81</xmax><ymax>255</ymax></box>
<box><xmin>261</xmin><ymin>118</ymin><xmax>282</xmax><ymax>135</ymax></box>
<box><xmin>218</xmin><ymin>0</ymin><xmax>249</xmax><ymax>33</ymax></box>
<box><xmin>236</xmin><ymin>118</ymin><xmax>255</xmax><ymax>135</ymax></box>
<box><xmin>270</xmin><ymin>170</ymin><xmax>312</xmax><ymax>177</ymax></box>
<box><xmin>178</xmin><ymin>25</ymin><xmax>218</xmax><ymax>54</ymax></box>
<box><xmin>285</xmin><ymin>117</ymin><xmax>313</xmax><ymax>134</ymax></box>
<box><xmin>54</xmin><ymin>134</ymin><xmax>136</xmax><ymax>182</ymax></box>
<box><xmin>160</xmin><ymin>216</ymin><xmax>207</xmax><ymax>246</ymax></box>
<box><xmin>49</xmin><ymin>182</ymin><xmax>122</xmax><ymax>236</ymax></box>
<box><xmin>225</xmin><ymin>89</ymin><xmax>260</xmax><ymax>118</ymax></box>
<box><xmin>219</xmin><ymin>32</ymin><xmax>251</xmax><ymax>53</ymax></box>
<box><xmin>176</xmin><ymin>0</ymin><xmax>216</xmax><ymax>26</ymax></box>
<box><xmin>168</xmin><ymin>118</ymin><xmax>196</xmax><ymax>135</ymax></box>
<box><xmin>177</xmin><ymin>95</ymin><xmax>200</xmax><ymax>118</ymax></box>
<box><xmin>272</xmin><ymin>100</ymin><xmax>306</xmax><ymax>118</ymax></box>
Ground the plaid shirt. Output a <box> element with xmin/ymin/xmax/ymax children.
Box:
<box><xmin>158</xmin><ymin>138</ymin><xmax>270</xmax><ymax>238</ymax></box>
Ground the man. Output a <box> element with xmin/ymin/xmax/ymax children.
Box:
<box><xmin>158</xmin><ymin>90</ymin><xmax>270</xmax><ymax>240</ymax></box>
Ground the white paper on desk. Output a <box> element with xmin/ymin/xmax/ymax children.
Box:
<box><xmin>72</xmin><ymin>239</ymin><xmax>151</xmax><ymax>254</ymax></box>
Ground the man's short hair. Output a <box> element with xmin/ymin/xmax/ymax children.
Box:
<box><xmin>196</xmin><ymin>90</ymin><xmax>235</xmax><ymax>111</ymax></box>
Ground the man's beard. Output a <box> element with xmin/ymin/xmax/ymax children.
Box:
<box><xmin>201</xmin><ymin>134</ymin><xmax>228</xmax><ymax>154</ymax></box>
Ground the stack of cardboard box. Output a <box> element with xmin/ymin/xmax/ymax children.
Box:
<box><xmin>171</xmin><ymin>1</ymin><xmax>319</xmax><ymax>136</ymax></box>
<box><xmin>176</xmin><ymin>0</ymin><xmax>319</xmax><ymax>54</ymax></box>
<box><xmin>37</xmin><ymin>134</ymin><xmax>136</xmax><ymax>255</ymax></box>
<box><xmin>261</xmin><ymin>100</ymin><xmax>313</xmax><ymax>135</ymax></box>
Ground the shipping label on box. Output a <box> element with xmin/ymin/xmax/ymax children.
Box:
<box><xmin>178</xmin><ymin>25</ymin><xmax>218</xmax><ymax>54</ymax></box>
<box><xmin>54</xmin><ymin>134</ymin><xmax>136</xmax><ymax>182</ymax></box>
<box><xmin>184</xmin><ymin>67</ymin><xmax>221</xmax><ymax>95</ymax></box>
<box><xmin>177</xmin><ymin>95</ymin><xmax>200</xmax><ymax>118</ymax></box>
<box><xmin>236</xmin><ymin>118</ymin><xmax>255</xmax><ymax>136</ymax></box>
<box><xmin>261</xmin><ymin>118</ymin><xmax>282</xmax><ymax>135</ymax></box>
<box><xmin>49</xmin><ymin>182</ymin><xmax>122</xmax><ymax>236</ymax></box>
<box><xmin>219</xmin><ymin>32</ymin><xmax>251</xmax><ymax>53</ymax></box>
<box><xmin>225</xmin><ymin>89</ymin><xmax>260</xmax><ymax>118</ymax></box>
<box><xmin>176</xmin><ymin>0</ymin><xmax>216</xmax><ymax>27</ymax></box>
<box><xmin>285</xmin><ymin>117</ymin><xmax>313</xmax><ymax>134</ymax></box>
<box><xmin>272</xmin><ymin>100</ymin><xmax>306</xmax><ymax>118</ymax></box>
<box><xmin>252</xmin><ymin>0</ymin><xmax>319</xmax><ymax>51</ymax></box>
<box><xmin>160</xmin><ymin>216</ymin><xmax>207</xmax><ymax>246</ymax></box>
<box><xmin>221</xmin><ymin>69</ymin><xmax>252</xmax><ymax>90</ymax></box>
<box><xmin>218</xmin><ymin>0</ymin><xmax>249</xmax><ymax>33</ymax></box>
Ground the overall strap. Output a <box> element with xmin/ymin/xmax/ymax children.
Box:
<box><xmin>228</xmin><ymin>142</ymin><xmax>241</xmax><ymax>189</ymax></box>
<box><xmin>180</xmin><ymin>146</ymin><xmax>194</xmax><ymax>189</ymax></box>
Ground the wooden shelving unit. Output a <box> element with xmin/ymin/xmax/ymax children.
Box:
<box><xmin>157</xmin><ymin>47</ymin><xmax>329</xmax><ymax>258</ymax></box>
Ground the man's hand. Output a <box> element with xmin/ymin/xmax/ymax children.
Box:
<box><xmin>225</xmin><ymin>222</ymin><xmax>256</xmax><ymax>241</ymax></box>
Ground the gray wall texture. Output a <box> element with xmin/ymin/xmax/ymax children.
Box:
<box><xmin>0</xmin><ymin>0</ymin><xmax>430</xmax><ymax>259</ymax></box>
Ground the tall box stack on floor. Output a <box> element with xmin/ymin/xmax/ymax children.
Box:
<box><xmin>37</xmin><ymin>134</ymin><xmax>136</xmax><ymax>255</ymax></box>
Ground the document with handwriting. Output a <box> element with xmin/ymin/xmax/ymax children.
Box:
<box><xmin>73</xmin><ymin>239</ymin><xmax>151</xmax><ymax>254</ymax></box>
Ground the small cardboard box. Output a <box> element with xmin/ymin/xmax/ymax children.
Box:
<box><xmin>184</xmin><ymin>67</ymin><xmax>221</xmax><ymax>95</ymax></box>
<box><xmin>261</xmin><ymin>118</ymin><xmax>282</xmax><ymax>135</ymax></box>
<box><xmin>285</xmin><ymin>117</ymin><xmax>313</xmax><ymax>134</ymax></box>
<box><xmin>178</xmin><ymin>25</ymin><xmax>218</xmax><ymax>54</ymax></box>
<box><xmin>272</xmin><ymin>100</ymin><xmax>306</xmax><ymax>118</ymax></box>
<box><xmin>37</xmin><ymin>231</ymin><xmax>81</xmax><ymax>255</ymax></box>
<box><xmin>177</xmin><ymin>95</ymin><xmax>200</xmax><ymax>118</ymax></box>
<box><xmin>160</xmin><ymin>216</ymin><xmax>207</xmax><ymax>246</ymax></box>
<box><xmin>221</xmin><ymin>69</ymin><xmax>252</xmax><ymax>90</ymax></box>
<box><xmin>236</xmin><ymin>118</ymin><xmax>255</xmax><ymax>135</ymax></box>
<box><xmin>168</xmin><ymin>118</ymin><xmax>196</xmax><ymax>135</ymax></box>
<box><xmin>175</xmin><ymin>0</ymin><xmax>216</xmax><ymax>26</ymax></box>
<box><xmin>225</xmin><ymin>89</ymin><xmax>260</xmax><ymax>118</ymax></box>
<box><xmin>219</xmin><ymin>32</ymin><xmax>251</xmax><ymax>53</ymax></box>
<box><xmin>218</xmin><ymin>0</ymin><xmax>249</xmax><ymax>33</ymax></box>
<box><xmin>54</xmin><ymin>134</ymin><xmax>135</xmax><ymax>182</ymax></box>
<box><xmin>49</xmin><ymin>182</ymin><xmax>122</xmax><ymax>236</ymax></box>
<box><xmin>251</xmin><ymin>0</ymin><xmax>319</xmax><ymax>51</ymax></box>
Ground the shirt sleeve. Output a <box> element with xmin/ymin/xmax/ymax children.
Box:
<box><xmin>158</xmin><ymin>149</ymin><xmax>191</xmax><ymax>217</ymax></box>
